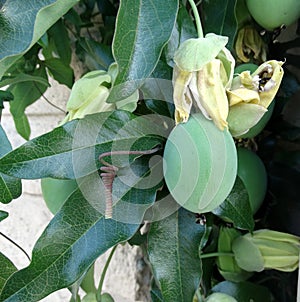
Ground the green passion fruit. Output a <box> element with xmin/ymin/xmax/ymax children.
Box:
<box><xmin>246</xmin><ymin>0</ymin><xmax>300</xmax><ymax>31</ymax></box>
<box><xmin>205</xmin><ymin>292</ymin><xmax>238</xmax><ymax>302</ymax></box>
<box><xmin>237</xmin><ymin>100</ymin><xmax>275</xmax><ymax>139</ymax></box>
<box><xmin>41</xmin><ymin>178</ymin><xmax>78</xmax><ymax>214</ymax></box>
<box><xmin>163</xmin><ymin>113</ymin><xmax>237</xmax><ymax>213</ymax></box>
<box><xmin>234</xmin><ymin>63</ymin><xmax>258</xmax><ymax>75</ymax></box>
<box><xmin>237</xmin><ymin>147</ymin><xmax>267</xmax><ymax>214</ymax></box>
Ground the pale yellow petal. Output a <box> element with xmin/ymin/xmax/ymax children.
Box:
<box><xmin>227</xmin><ymin>88</ymin><xmax>260</xmax><ymax>106</ymax></box>
<box><xmin>193</xmin><ymin>59</ymin><xmax>229</xmax><ymax>130</ymax></box>
<box><xmin>172</xmin><ymin>65</ymin><xmax>193</xmax><ymax>124</ymax></box>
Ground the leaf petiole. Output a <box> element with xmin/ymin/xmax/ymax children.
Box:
<box><xmin>96</xmin><ymin>244</ymin><xmax>118</xmax><ymax>301</ymax></box>
<box><xmin>199</xmin><ymin>252</ymin><xmax>235</xmax><ymax>259</ymax></box>
<box><xmin>187</xmin><ymin>0</ymin><xmax>204</xmax><ymax>38</ymax></box>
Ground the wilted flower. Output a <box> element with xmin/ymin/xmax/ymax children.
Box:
<box><xmin>172</xmin><ymin>33</ymin><xmax>235</xmax><ymax>130</ymax></box>
<box><xmin>227</xmin><ymin>60</ymin><xmax>284</xmax><ymax>137</ymax></box>
<box><xmin>232</xmin><ymin>229</ymin><xmax>300</xmax><ymax>272</ymax></box>
<box><xmin>61</xmin><ymin>63</ymin><xmax>138</xmax><ymax>124</ymax></box>
<box><xmin>235</xmin><ymin>25</ymin><xmax>267</xmax><ymax>64</ymax></box>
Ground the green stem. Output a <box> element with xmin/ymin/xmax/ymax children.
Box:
<box><xmin>96</xmin><ymin>244</ymin><xmax>118</xmax><ymax>301</ymax></box>
<box><xmin>187</xmin><ymin>0</ymin><xmax>204</xmax><ymax>38</ymax></box>
<box><xmin>200</xmin><ymin>252</ymin><xmax>235</xmax><ymax>259</ymax></box>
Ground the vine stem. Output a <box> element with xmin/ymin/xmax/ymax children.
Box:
<box><xmin>199</xmin><ymin>252</ymin><xmax>235</xmax><ymax>259</ymax></box>
<box><xmin>187</xmin><ymin>0</ymin><xmax>204</xmax><ymax>38</ymax></box>
<box><xmin>0</xmin><ymin>232</ymin><xmax>31</xmax><ymax>262</ymax></box>
<box><xmin>297</xmin><ymin>249</ymin><xmax>300</xmax><ymax>302</ymax></box>
<box><xmin>96</xmin><ymin>244</ymin><xmax>118</xmax><ymax>301</ymax></box>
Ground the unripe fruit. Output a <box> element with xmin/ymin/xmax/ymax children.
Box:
<box><xmin>100</xmin><ymin>293</ymin><xmax>115</xmax><ymax>302</ymax></box>
<box><xmin>237</xmin><ymin>148</ymin><xmax>267</xmax><ymax>214</ymax></box>
<box><xmin>237</xmin><ymin>100</ymin><xmax>275</xmax><ymax>139</ymax></box>
<box><xmin>205</xmin><ymin>292</ymin><xmax>237</xmax><ymax>302</ymax></box>
<box><xmin>246</xmin><ymin>0</ymin><xmax>300</xmax><ymax>31</ymax></box>
<box><xmin>41</xmin><ymin>178</ymin><xmax>78</xmax><ymax>214</ymax></box>
<box><xmin>234</xmin><ymin>63</ymin><xmax>258</xmax><ymax>75</ymax></box>
<box><xmin>163</xmin><ymin>113</ymin><xmax>237</xmax><ymax>213</ymax></box>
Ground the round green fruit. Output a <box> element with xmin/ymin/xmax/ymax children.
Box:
<box><xmin>100</xmin><ymin>293</ymin><xmax>114</xmax><ymax>302</ymax></box>
<box><xmin>163</xmin><ymin>113</ymin><xmax>237</xmax><ymax>213</ymax></box>
<box><xmin>237</xmin><ymin>100</ymin><xmax>275</xmax><ymax>139</ymax></box>
<box><xmin>41</xmin><ymin>178</ymin><xmax>78</xmax><ymax>214</ymax></box>
<box><xmin>234</xmin><ymin>63</ymin><xmax>258</xmax><ymax>75</ymax></box>
<box><xmin>246</xmin><ymin>0</ymin><xmax>300</xmax><ymax>31</ymax></box>
<box><xmin>205</xmin><ymin>292</ymin><xmax>237</xmax><ymax>302</ymax></box>
<box><xmin>237</xmin><ymin>148</ymin><xmax>267</xmax><ymax>214</ymax></box>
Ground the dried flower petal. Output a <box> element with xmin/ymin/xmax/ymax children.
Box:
<box><xmin>235</xmin><ymin>26</ymin><xmax>267</xmax><ymax>63</ymax></box>
<box><xmin>190</xmin><ymin>59</ymin><xmax>229</xmax><ymax>130</ymax></box>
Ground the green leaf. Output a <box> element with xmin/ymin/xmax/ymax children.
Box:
<box><xmin>47</xmin><ymin>18</ymin><xmax>72</xmax><ymax>65</ymax></box>
<box><xmin>211</xmin><ymin>281</ymin><xmax>272</xmax><ymax>302</ymax></box>
<box><xmin>0</xmin><ymin>90</ymin><xmax>14</xmax><ymax>107</ymax></box>
<box><xmin>164</xmin><ymin>4</ymin><xmax>197</xmax><ymax>67</ymax></box>
<box><xmin>78</xmin><ymin>37</ymin><xmax>114</xmax><ymax>71</ymax></box>
<box><xmin>0</xmin><ymin>110</ymin><xmax>167</xmax><ymax>179</ymax></box>
<box><xmin>0</xmin><ymin>125</ymin><xmax>22</xmax><ymax>203</ymax></box>
<box><xmin>0</xmin><ymin>154</ymin><xmax>161</xmax><ymax>301</ymax></box>
<box><xmin>150</xmin><ymin>282</ymin><xmax>164</xmax><ymax>302</ymax></box>
<box><xmin>0</xmin><ymin>210</ymin><xmax>9</xmax><ymax>222</ymax></box>
<box><xmin>45</xmin><ymin>58</ymin><xmax>74</xmax><ymax>88</ymax></box>
<box><xmin>107</xmin><ymin>0</ymin><xmax>179</xmax><ymax>102</ymax></box>
<box><xmin>213</xmin><ymin>177</ymin><xmax>254</xmax><ymax>231</ymax></box>
<box><xmin>0</xmin><ymin>252</ymin><xmax>18</xmax><ymax>293</ymax></box>
<box><xmin>0</xmin><ymin>74</ymin><xmax>50</xmax><ymax>89</ymax></box>
<box><xmin>148</xmin><ymin>208</ymin><xmax>204</xmax><ymax>302</ymax></box>
<box><xmin>12</xmin><ymin>114</ymin><xmax>31</xmax><ymax>141</ymax></box>
<box><xmin>202</xmin><ymin>0</ymin><xmax>238</xmax><ymax>51</ymax></box>
<box><xmin>8</xmin><ymin>66</ymin><xmax>48</xmax><ymax>139</ymax></box>
<box><xmin>0</xmin><ymin>0</ymin><xmax>79</xmax><ymax>80</ymax></box>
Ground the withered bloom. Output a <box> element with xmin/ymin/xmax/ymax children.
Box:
<box><xmin>172</xmin><ymin>33</ymin><xmax>235</xmax><ymax>130</ymax></box>
<box><xmin>235</xmin><ymin>25</ymin><xmax>267</xmax><ymax>64</ymax></box>
<box><xmin>227</xmin><ymin>60</ymin><xmax>284</xmax><ymax>137</ymax></box>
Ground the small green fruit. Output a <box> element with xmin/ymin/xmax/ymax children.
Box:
<box><xmin>41</xmin><ymin>178</ymin><xmax>78</xmax><ymax>214</ymax></box>
<box><xmin>163</xmin><ymin>113</ymin><xmax>237</xmax><ymax>213</ymax></box>
<box><xmin>237</xmin><ymin>100</ymin><xmax>275</xmax><ymax>139</ymax></box>
<box><xmin>246</xmin><ymin>0</ymin><xmax>300</xmax><ymax>30</ymax></box>
<box><xmin>234</xmin><ymin>63</ymin><xmax>258</xmax><ymax>75</ymax></box>
<box><xmin>237</xmin><ymin>148</ymin><xmax>267</xmax><ymax>214</ymax></box>
<box><xmin>205</xmin><ymin>292</ymin><xmax>237</xmax><ymax>302</ymax></box>
<box><xmin>100</xmin><ymin>293</ymin><xmax>115</xmax><ymax>302</ymax></box>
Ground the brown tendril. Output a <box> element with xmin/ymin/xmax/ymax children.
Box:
<box><xmin>99</xmin><ymin>146</ymin><xmax>161</xmax><ymax>219</ymax></box>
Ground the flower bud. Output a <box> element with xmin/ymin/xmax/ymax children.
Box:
<box><xmin>217</xmin><ymin>227</ymin><xmax>253</xmax><ymax>282</ymax></box>
<box><xmin>232</xmin><ymin>229</ymin><xmax>300</xmax><ymax>272</ymax></box>
<box><xmin>62</xmin><ymin>63</ymin><xmax>138</xmax><ymax>124</ymax></box>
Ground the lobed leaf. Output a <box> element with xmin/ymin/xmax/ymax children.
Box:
<box><xmin>0</xmin><ymin>0</ymin><xmax>79</xmax><ymax>80</ymax></box>
<box><xmin>0</xmin><ymin>154</ymin><xmax>162</xmax><ymax>301</ymax></box>
<box><xmin>0</xmin><ymin>110</ymin><xmax>168</xmax><ymax>179</ymax></box>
